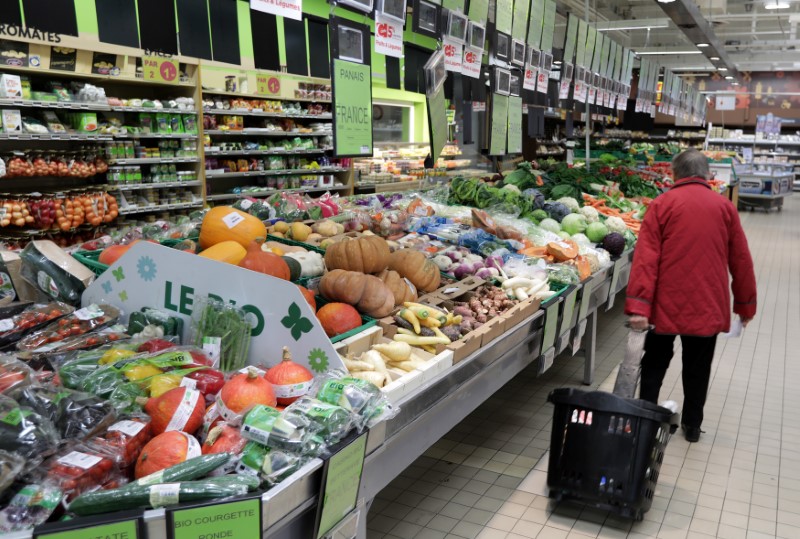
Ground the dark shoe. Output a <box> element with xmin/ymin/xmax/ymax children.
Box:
<box><xmin>682</xmin><ymin>424</ymin><xmax>702</xmax><ymax>443</ymax></box>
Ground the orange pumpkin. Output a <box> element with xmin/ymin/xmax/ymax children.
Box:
<box><xmin>199</xmin><ymin>206</ymin><xmax>267</xmax><ymax>250</ymax></box>
<box><xmin>265</xmin><ymin>347</ymin><xmax>314</xmax><ymax>405</ymax></box>
<box><xmin>297</xmin><ymin>285</ymin><xmax>316</xmax><ymax>311</ymax></box>
<box><xmin>202</xmin><ymin>424</ymin><xmax>247</xmax><ymax>456</ymax></box>
<box><xmin>135</xmin><ymin>431</ymin><xmax>201</xmax><ymax>479</ymax></box>
<box><xmin>98</xmin><ymin>243</ymin><xmax>135</xmax><ymax>265</ymax></box>
<box><xmin>217</xmin><ymin>368</ymin><xmax>277</xmax><ymax>424</ymax></box>
<box><xmin>316</xmin><ymin>303</ymin><xmax>362</xmax><ymax>337</ymax></box>
<box><xmin>324</xmin><ymin>235</ymin><xmax>391</xmax><ymax>274</ymax></box>
<box><xmin>138</xmin><ymin>386</ymin><xmax>205</xmax><ymax>435</ymax></box>
<box><xmin>388</xmin><ymin>250</ymin><xmax>441</xmax><ymax>293</ymax></box>
<box><xmin>238</xmin><ymin>241</ymin><xmax>290</xmax><ymax>280</ymax></box>
<box><xmin>546</xmin><ymin>240</ymin><xmax>579</xmax><ymax>262</ymax></box>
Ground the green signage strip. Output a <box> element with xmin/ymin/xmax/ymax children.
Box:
<box><xmin>172</xmin><ymin>499</ymin><xmax>260</xmax><ymax>539</ymax></box>
<box><xmin>563</xmin><ymin>13</ymin><xmax>578</xmax><ymax>65</ymax></box>
<box><xmin>468</xmin><ymin>0</ymin><xmax>490</xmax><ymax>24</ymax></box>
<box><xmin>496</xmin><ymin>0</ymin><xmax>514</xmax><ymax>35</ymax></box>
<box><xmin>512</xmin><ymin>0</ymin><xmax>530</xmax><ymax>42</ymax></box>
<box><xmin>584</xmin><ymin>25</ymin><xmax>596</xmax><ymax>71</ymax></box>
<box><xmin>317</xmin><ymin>434</ymin><xmax>368</xmax><ymax>539</ymax></box>
<box><xmin>575</xmin><ymin>19</ymin><xmax>588</xmax><ymax>67</ymax></box>
<box><xmin>489</xmin><ymin>94</ymin><xmax>509</xmax><ymax>156</ymax></box>
<box><xmin>507</xmin><ymin>95</ymin><xmax>523</xmax><ymax>154</ymax></box>
<box><xmin>527</xmin><ymin>0</ymin><xmax>544</xmax><ymax>48</ymax></box>
<box><xmin>427</xmin><ymin>84</ymin><xmax>449</xmax><ymax>163</ymax></box>
<box><xmin>36</xmin><ymin>520</ymin><xmax>138</xmax><ymax>539</ymax></box>
<box><xmin>599</xmin><ymin>36</ymin><xmax>611</xmax><ymax>78</ymax></box>
<box><xmin>578</xmin><ymin>276</ymin><xmax>596</xmax><ymax>321</ymax></box>
<box><xmin>614</xmin><ymin>43</ymin><xmax>623</xmax><ymax>81</ymax></box>
<box><xmin>542</xmin><ymin>300</ymin><xmax>560</xmax><ymax>351</ymax></box>
<box><xmin>443</xmin><ymin>0</ymin><xmax>466</xmax><ymax>12</ymax></box>
<box><xmin>560</xmin><ymin>286</ymin><xmax>580</xmax><ymax>335</ymax></box>
<box><xmin>590</xmin><ymin>31</ymin><xmax>603</xmax><ymax>74</ymax></box>
<box><xmin>540</xmin><ymin>0</ymin><xmax>556</xmax><ymax>52</ymax></box>
<box><xmin>332</xmin><ymin>59</ymin><xmax>373</xmax><ymax>157</ymax></box>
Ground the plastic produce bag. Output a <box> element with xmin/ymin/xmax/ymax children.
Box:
<box><xmin>236</xmin><ymin>441</ymin><xmax>306</xmax><ymax>487</ymax></box>
<box><xmin>17</xmin><ymin>385</ymin><xmax>117</xmax><ymax>440</ymax></box>
<box><xmin>87</xmin><ymin>417</ymin><xmax>152</xmax><ymax>471</ymax></box>
<box><xmin>127</xmin><ymin>308</ymin><xmax>183</xmax><ymax>339</ymax></box>
<box><xmin>0</xmin><ymin>302</ymin><xmax>74</xmax><ymax>348</ymax></box>
<box><xmin>0</xmin><ymin>450</ymin><xmax>25</xmax><ymax>495</ymax></box>
<box><xmin>313</xmin><ymin>371</ymin><xmax>395</xmax><ymax>431</ymax></box>
<box><xmin>282</xmin><ymin>396</ymin><xmax>353</xmax><ymax>446</ymax></box>
<box><xmin>240</xmin><ymin>404</ymin><xmax>318</xmax><ymax>454</ymax></box>
<box><xmin>44</xmin><ymin>444</ymin><xmax>117</xmax><ymax>501</ymax></box>
<box><xmin>191</xmin><ymin>296</ymin><xmax>252</xmax><ymax>372</ymax></box>
<box><xmin>16</xmin><ymin>304</ymin><xmax>120</xmax><ymax>352</ymax></box>
<box><xmin>0</xmin><ymin>356</ymin><xmax>34</xmax><ymax>396</ymax></box>
<box><xmin>0</xmin><ymin>483</ymin><xmax>64</xmax><ymax>533</ymax></box>
<box><xmin>0</xmin><ymin>395</ymin><xmax>60</xmax><ymax>464</ymax></box>
<box><xmin>19</xmin><ymin>240</ymin><xmax>95</xmax><ymax>305</ymax></box>
<box><xmin>547</xmin><ymin>264</ymin><xmax>580</xmax><ymax>287</ymax></box>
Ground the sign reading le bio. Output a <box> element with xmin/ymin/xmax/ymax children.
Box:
<box><xmin>332</xmin><ymin>59</ymin><xmax>373</xmax><ymax>157</ymax></box>
<box><xmin>81</xmin><ymin>242</ymin><xmax>343</xmax><ymax>374</ymax></box>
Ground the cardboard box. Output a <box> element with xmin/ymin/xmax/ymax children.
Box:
<box><xmin>502</xmin><ymin>297</ymin><xmax>542</xmax><ymax>330</ymax></box>
<box><xmin>2</xmin><ymin>109</ymin><xmax>21</xmax><ymax>133</ymax></box>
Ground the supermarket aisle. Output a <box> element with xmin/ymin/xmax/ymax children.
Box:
<box><xmin>367</xmin><ymin>196</ymin><xmax>800</xmax><ymax>539</ymax></box>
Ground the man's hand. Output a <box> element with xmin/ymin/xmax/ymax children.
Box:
<box><xmin>741</xmin><ymin>317</ymin><xmax>753</xmax><ymax>328</ymax></box>
<box><xmin>628</xmin><ymin>315</ymin><xmax>649</xmax><ymax>331</ymax></box>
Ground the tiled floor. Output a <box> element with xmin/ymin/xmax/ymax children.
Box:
<box><xmin>367</xmin><ymin>196</ymin><xmax>800</xmax><ymax>539</ymax></box>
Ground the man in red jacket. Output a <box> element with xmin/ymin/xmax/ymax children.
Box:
<box><xmin>625</xmin><ymin>149</ymin><xmax>757</xmax><ymax>442</ymax></box>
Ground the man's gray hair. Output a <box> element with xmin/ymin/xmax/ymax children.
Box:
<box><xmin>671</xmin><ymin>149</ymin><xmax>710</xmax><ymax>181</ymax></box>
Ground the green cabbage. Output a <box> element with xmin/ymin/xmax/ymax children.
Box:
<box><xmin>586</xmin><ymin>222</ymin><xmax>609</xmax><ymax>243</ymax></box>
<box><xmin>560</xmin><ymin>214</ymin><xmax>587</xmax><ymax>235</ymax></box>
<box><xmin>539</xmin><ymin>218</ymin><xmax>561</xmax><ymax>234</ymax></box>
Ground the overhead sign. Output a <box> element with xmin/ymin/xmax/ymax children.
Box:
<box><xmin>256</xmin><ymin>74</ymin><xmax>282</xmax><ymax>96</ymax></box>
<box><xmin>81</xmin><ymin>242</ymin><xmax>344</xmax><ymax>375</ymax></box>
<box><xmin>250</xmin><ymin>0</ymin><xmax>303</xmax><ymax>21</ymax></box>
<box><xmin>143</xmin><ymin>56</ymin><xmax>178</xmax><ymax>84</ymax></box>
<box><xmin>490</xmin><ymin>94</ymin><xmax>509</xmax><ymax>156</ymax></box>
<box><xmin>461</xmin><ymin>48</ymin><xmax>481</xmax><ymax>79</ymax></box>
<box><xmin>427</xmin><ymin>83</ymin><xmax>449</xmax><ymax>162</ymax></box>
<box><xmin>332</xmin><ymin>59</ymin><xmax>373</xmax><ymax>157</ymax></box>
<box><xmin>716</xmin><ymin>95</ymin><xmax>736</xmax><ymax>111</ymax></box>
<box><xmin>507</xmin><ymin>96</ymin><xmax>523</xmax><ymax>154</ymax></box>
<box><xmin>375</xmin><ymin>15</ymin><xmax>403</xmax><ymax>58</ymax></box>
<box><xmin>443</xmin><ymin>39</ymin><xmax>463</xmax><ymax>72</ymax></box>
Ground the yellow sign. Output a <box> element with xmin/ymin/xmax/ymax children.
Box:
<box><xmin>143</xmin><ymin>56</ymin><xmax>179</xmax><ymax>84</ymax></box>
<box><xmin>256</xmin><ymin>75</ymin><xmax>282</xmax><ymax>96</ymax></box>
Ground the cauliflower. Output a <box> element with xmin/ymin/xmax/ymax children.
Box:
<box><xmin>556</xmin><ymin>197</ymin><xmax>581</xmax><ymax>213</ymax></box>
<box><xmin>579</xmin><ymin>206</ymin><xmax>600</xmax><ymax>223</ymax></box>
<box><xmin>503</xmin><ymin>184</ymin><xmax>521</xmax><ymax>194</ymax></box>
<box><xmin>604</xmin><ymin>215</ymin><xmax>629</xmax><ymax>235</ymax></box>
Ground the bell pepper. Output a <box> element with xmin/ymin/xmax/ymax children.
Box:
<box><xmin>136</xmin><ymin>339</ymin><xmax>176</xmax><ymax>354</ymax></box>
<box><xmin>98</xmin><ymin>348</ymin><xmax>136</xmax><ymax>365</ymax></box>
<box><xmin>123</xmin><ymin>364</ymin><xmax>163</xmax><ymax>383</ymax></box>
<box><xmin>187</xmin><ymin>368</ymin><xmax>225</xmax><ymax>396</ymax></box>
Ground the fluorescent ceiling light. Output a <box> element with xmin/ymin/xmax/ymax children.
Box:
<box><xmin>657</xmin><ymin>0</ymin><xmax>676</xmax><ymax>3</ymax></box>
<box><xmin>764</xmin><ymin>0</ymin><xmax>790</xmax><ymax>8</ymax></box>
<box><xmin>725</xmin><ymin>76</ymin><xmax>734</xmax><ymax>79</ymax></box>
<box><xmin>596</xmin><ymin>18</ymin><xmax>669</xmax><ymax>31</ymax></box>
<box><xmin>553</xmin><ymin>60</ymin><xmax>562</xmax><ymax>64</ymax></box>
<box><xmin>636</xmin><ymin>50</ymin><xmax>703</xmax><ymax>55</ymax></box>
<box><xmin>718</xmin><ymin>67</ymin><xmax>728</xmax><ymax>71</ymax></box>
<box><xmin>697</xmin><ymin>43</ymin><xmax>710</xmax><ymax>47</ymax></box>
<box><xmin>709</xmin><ymin>56</ymin><xmax>720</xmax><ymax>60</ymax></box>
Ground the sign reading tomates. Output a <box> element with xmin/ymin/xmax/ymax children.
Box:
<box><xmin>332</xmin><ymin>59</ymin><xmax>373</xmax><ymax>157</ymax></box>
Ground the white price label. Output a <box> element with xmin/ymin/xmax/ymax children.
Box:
<box><xmin>149</xmin><ymin>483</ymin><xmax>181</xmax><ymax>507</ymax></box>
<box><xmin>74</xmin><ymin>305</ymin><xmax>103</xmax><ymax>320</ymax></box>
<box><xmin>57</xmin><ymin>451</ymin><xmax>102</xmax><ymax>470</ymax></box>
<box><xmin>108</xmin><ymin>420</ymin><xmax>146</xmax><ymax>437</ymax></box>
<box><xmin>222</xmin><ymin>212</ymin><xmax>246</xmax><ymax>229</ymax></box>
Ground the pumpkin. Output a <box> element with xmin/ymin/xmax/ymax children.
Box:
<box><xmin>98</xmin><ymin>243</ymin><xmax>135</xmax><ymax>265</ymax></box>
<box><xmin>238</xmin><ymin>241</ymin><xmax>290</xmax><ymax>280</ymax></box>
<box><xmin>316</xmin><ymin>303</ymin><xmax>362</xmax><ymax>337</ymax></box>
<box><xmin>376</xmin><ymin>269</ymin><xmax>418</xmax><ymax>306</ymax></box>
<box><xmin>265</xmin><ymin>347</ymin><xmax>314</xmax><ymax>405</ymax></box>
<box><xmin>202</xmin><ymin>424</ymin><xmax>247</xmax><ymax>455</ymax></box>
<box><xmin>297</xmin><ymin>285</ymin><xmax>316</xmax><ymax>311</ymax></box>
<box><xmin>388</xmin><ymin>250</ymin><xmax>441</xmax><ymax>293</ymax></box>
<box><xmin>216</xmin><ymin>368</ymin><xmax>276</xmax><ymax>425</ymax></box>
<box><xmin>135</xmin><ymin>431</ymin><xmax>202</xmax><ymax>479</ymax></box>
<box><xmin>137</xmin><ymin>386</ymin><xmax>205</xmax><ymax>435</ymax></box>
<box><xmin>318</xmin><ymin>269</ymin><xmax>395</xmax><ymax>318</ymax></box>
<box><xmin>324</xmin><ymin>235</ymin><xmax>390</xmax><ymax>274</ymax></box>
<box><xmin>283</xmin><ymin>256</ymin><xmax>302</xmax><ymax>281</ymax></box>
<box><xmin>546</xmin><ymin>240</ymin><xmax>579</xmax><ymax>262</ymax></box>
<box><xmin>199</xmin><ymin>206</ymin><xmax>267</xmax><ymax>250</ymax></box>
<box><xmin>571</xmin><ymin>255</ymin><xmax>592</xmax><ymax>281</ymax></box>
<box><xmin>199</xmin><ymin>241</ymin><xmax>247</xmax><ymax>265</ymax></box>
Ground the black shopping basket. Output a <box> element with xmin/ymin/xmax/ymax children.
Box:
<box><xmin>546</xmin><ymin>388</ymin><xmax>679</xmax><ymax>520</ymax></box>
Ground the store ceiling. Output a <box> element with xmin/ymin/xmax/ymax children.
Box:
<box><xmin>556</xmin><ymin>0</ymin><xmax>800</xmax><ymax>73</ymax></box>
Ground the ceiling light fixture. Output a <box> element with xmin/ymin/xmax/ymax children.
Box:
<box><xmin>697</xmin><ymin>43</ymin><xmax>710</xmax><ymax>47</ymax></box>
<box><xmin>764</xmin><ymin>0</ymin><xmax>790</xmax><ymax>8</ymax></box>
<box><xmin>553</xmin><ymin>60</ymin><xmax>562</xmax><ymax>64</ymax></box>
<box><xmin>596</xmin><ymin>19</ymin><xmax>670</xmax><ymax>31</ymax></box>
<box><xmin>725</xmin><ymin>76</ymin><xmax>734</xmax><ymax>79</ymax></box>
<box><xmin>657</xmin><ymin>0</ymin><xmax>676</xmax><ymax>4</ymax></box>
<box><xmin>635</xmin><ymin>50</ymin><xmax>703</xmax><ymax>55</ymax></box>
<box><xmin>709</xmin><ymin>56</ymin><xmax>720</xmax><ymax>60</ymax></box>
<box><xmin>718</xmin><ymin>67</ymin><xmax>728</xmax><ymax>71</ymax></box>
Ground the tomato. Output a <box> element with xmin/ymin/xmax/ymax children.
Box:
<box><xmin>137</xmin><ymin>339</ymin><xmax>176</xmax><ymax>353</ymax></box>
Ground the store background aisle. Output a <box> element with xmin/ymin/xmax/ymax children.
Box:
<box><xmin>367</xmin><ymin>196</ymin><xmax>800</xmax><ymax>539</ymax></box>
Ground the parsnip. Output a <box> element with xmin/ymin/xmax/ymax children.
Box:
<box><xmin>344</xmin><ymin>358</ymin><xmax>375</xmax><ymax>372</ymax></box>
<box><xmin>372</xmin><ymin>342</ymin><xmax>412</xmax><ymax>362</ymax></box>
<box><xmin>350</xmin><ymin>371</ymin><xmax>387</xmax><ymax>387</ymax></box>
<box><xmin>393</xmin><ymin>334</ymin><xmax>450</xmax><ymax>345</ymax></box>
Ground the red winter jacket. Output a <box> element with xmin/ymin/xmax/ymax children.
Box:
<box><xmin>624</xmin><ymin>177</ymin><xmax>757</xmax><ymax>336</ymax></box>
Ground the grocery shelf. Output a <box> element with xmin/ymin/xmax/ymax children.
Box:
<box><xmin>113</xmin><ymin>133</ymin><xmax>198</xmax><ymax>139</ymax></box>
<box><xmin>106</xmin><ymin>181</ymin><xmax>202</xmax><ymax>191</ymax></box>
<box><xmin>205</xmin><ymin>167</ymin><xmax>346</xmax><ymax>179</ymax></box>
<box><xmin>707</xmin><ymin>138</ymin><xmax>800</xmax><ymax>146</ymax></box>
<box><xmin>0</xmin><ymin>132</ymin><xmax>113</xmax><ymax>141</ymax></box>
<box><xmin>107</xmin><ymin>157</ymin><xmax>200</xmax><ymax>165</ymax></box>
<box><xmin>117</xmin><ymin>202</ymin><xmax>202</xmax><ymax>215</ymax></box>
<box><xmin>203</xmin><ymin>89</ymin><xmax>331</xmax><ymax>104</ymax></box>
<box><xmin>204</xmin><ymin>148</ymin><xmax>330</xmax><ymax>157</ymax></box>
<box><xmin>0</xmin><ymin>98</ymin><xmax>197</xmax><ymax>115</ymax></box>
<box><xmin>205</xmin><ymin>130</ymin><xmax>329</xmax><ymax>137</ymax></box>
<box><xmin>203</xmin><ymin>109</ymin><xmax>332</xmax><ymax>120</ymax></box>
<box><xmin>206</xmin><ymin>184</ymin><xmax>349</xmax><ymax>201</ymax></box>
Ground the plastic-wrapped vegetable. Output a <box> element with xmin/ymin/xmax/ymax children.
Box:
<box><xmin>0</xmin><ymin>356</ymin><xmax>34</xmax><ymax>396</ymax></box>
<box><xmin>282</xmin><ymin>397</ymin><xmax>353</xmax><ymax>446</ymax></box>
<box><xmin>236</xmin><ymin>441</ymin><xmax>305</xmax><ymax>487</ymax></box>
<box><xmin>0</xmin><ymin>483</ymin><xmax>63</xmax><ymax>533</ymax></box>
<box><xmin>191</xmin><ymin>296</ymin><xmax>252</xmax><ymax>372</ymax></box>
<box><xmin>87</xmin><ymin>417</ymin><xmax>152</xmax><ymax>471</ymax></box>
<box><xmin>22</xmin><ymin>325</ymin><xmax>129</xmax><ymax>356</ymax></box>
<box><xmin>127</xmin><ymin>308</ymin><xmax>183</xmax><ymax>339</ymax></box>
<box><xmin>0</xmin><ymin>395</ymin><xmax>59</xmax><ymax>462</ymax></box>
<box><xmin>313</xmin><ymin>372</ymin><xmax>391</xmax><ymax>432</ymax></box>
<box><xmin>45</xmin><ymin>445</ymin><xmax>117</xmax><ymax>501</ymax></box>
<box><xmin>16</xmin><ymin>304</ymin><xmax>120</xmax><ymax>352</ymax></box>
<box><xmin>0</xmin><ymin>302</ymin><xmax>74</xmax><ymax>348</ymax></box>
<box><xmin>547</xmin><ymin>264</ymin><xmax>580</xmax><ymax>287</ymax></box>
<box><xmin>0</xmin><ymin>450</ymin><xmax>25</xmax><ymax>495</ymax></box>
<box><xmin>241</xmin><ymin>404</ymin><xmax>317</xmax><ymax>454</ymax></box>
<box><xmin>17</xmin><ymin>385</ymin><xmax>117</xmax><ymax>440</ymax></box>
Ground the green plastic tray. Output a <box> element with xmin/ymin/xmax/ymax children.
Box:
<box><xmin>315</xmin><ymin>296</ymin><xmax>378</xmax><ymax>344</ymax></box>
<box><xmin>266</xmin><ymin>235</ymin><xmax>326</xmax><ymax>256</ymax></box>
<box><xmin>72</xmin><ymin>237</ymin><xmax>199</xmax><ymax>277</ymax></box>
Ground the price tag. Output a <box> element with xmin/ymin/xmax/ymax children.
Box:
<box><xmin>256</xmin><ymin>75</ymin><xmax>282</xmax><ymax>96</ymax></box>
<box><xmin>170</xmin><ymin>498</ymin><xmax>261</xmax><ymax>539</ymax></box>
<box><xmin>143</xmin><ymin>56</ymin><xmax>179</xmax><ymax>84</ymax></box>
<box><xmin>538</xmin><ymin>347</ymin><xmax>555</xmax><ymax>374</ymax></box>
<box><xmin>35</xmin><ymin>519</ymin><xmax>140</xmax><ymax>539</ymax></box>
<box><xmin>541</xmin><ymin>300</ymin><xmax>560</xmax><ymax>351</ymax></box>
<box><xmin>560</xmin><ymin>285</ymin><xmax>579</xmax><ymax>334</ymax></box>
<box><xmin>571</xmin><ymin>318</ymin><xmax>587</xmax><ymax>356</ymax></box>
<box><xmin>606</xmin><ymin>257</ymin><xmax>627</xmax><ymax>311</ymax></box>
<box><xmin>577</xmin><ymin>277</ymin><xmax>595</xmax><ymax>321</ymax></box>
<box><xmin>316</xmin><ymin>433</ymin><xmax>368</xmax><ymax>539</ymax></box>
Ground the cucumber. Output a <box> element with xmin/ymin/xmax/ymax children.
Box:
<box><xmin>132</xmin><ymin>453</ymin><xmax>231</xmax><ymax>487</ymax></box>
<box><xmin>70</xmin><ymin>475</ymin><xmax>262</xmax><ymax>516</ymax></box>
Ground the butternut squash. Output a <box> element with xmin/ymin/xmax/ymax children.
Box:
<box><xmin>198</xmin><ymin>241</ymin><xmax>247</xmax><ymax>265</ymax></box>
<box><xmin>199</xmin><ymin>206</ymin><xmax>267</xmax><ymax>250</ymax></box>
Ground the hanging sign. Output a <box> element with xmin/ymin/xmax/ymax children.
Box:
<box><xmin>375</xmin><ymin>15</ymin><xmax>403</xmax><ymax>58</ymax></box>
<box><xmin>171</xmin><ymin>498</ymin><xmax>260</xmax><ymax>539</ymax></box>
<box><xmin>332</xmin><ymin>59</ymin><xmax>373</xmax><ymax>157</ymax></box>
<box><xmin>507</xmin><ymin>95</ymin><xmax>523</xmax><ymax>154</ymax></box>
<box><xmin>495</xmin><ymin>0</ymin><xmax>514</xmax><ymax>35</ymax></box>
<box><xmin>81</xmin><ymin>243</ymin><xmax>344</xmax><ymax>374</ymax></box>
<box><xmin>443</xmin><ymin>0</ymin><xmax>466</xmax><ymax>11</ymax></box>
<box><xmin>443</xmin><ymin>39</ymin><xmax>463</xmax><ymax>72</ymax></box>
<box><xmin>256</xmin><ymin>74</ymin><xmax>282</xmax><ymax>96</ymax></box>
<box><xmin>250</xmin><ymin>0</ymin><xmax>303</xmax><ymax>21</ymax></box>
<box><xmin>461</xmin><ymin>48</ymin><xmax>481</xmax><ymax>79</ymax></box>
<box><xmin>489</xmin><ymin>94</ymin><xmax>509</xmax><ymax>156</ymax></box>
<box><xmin>143</xmin><ymin>56</ymin><xmax>178</xmax><ymax>84</ymax></box>
<box><xmin>715</xmin><ymin>95</ymin><xmax>736</xmax><ymax>111</ymax></box>
<box><xmin>527</xmin><ymin>0</ymin><xmax>545</xmax><ymax>48</ymax></box>
<box><xmin>536</xmin><ymin>70</ymin><xmax>549</xmax><ymax>94</ymax></box>
<box><xmin>524</xmin><ymin>66</ymin><xmax>538</xmax><ymax>91</ymax></box>
<box><xmin>316</xmin><ymin>434</ymin><xmax>368</xmax><ymax>539</ymax></box>
<box><xmin>49</xmin><ymin>47</ymin><xmax>77</xmax><ymax>72</ymax></box>
<box><xmin>512</xmin><ymin>0</ymin><xmax>530</xmax><ymax>41</ymax></box>
<box><xmin>468</xmin><ymin>0</ymin><xmax>490</xmax><ymax>24</ymax></box>
<box><xmin>427</xmin><ymin>83</ymin><xmax>449</xmax><ymax>162</ymax></box>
